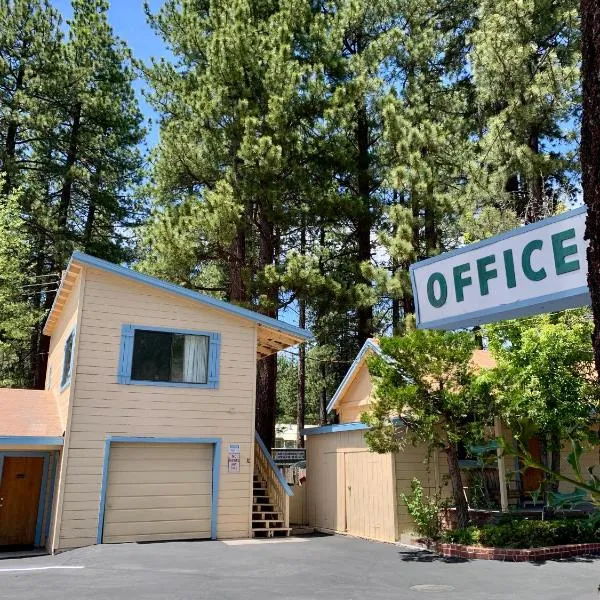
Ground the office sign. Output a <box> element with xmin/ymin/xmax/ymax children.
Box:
<box><xmin>410</xmin><ymin>206</ymin><xmax>591</xmax><ymax>330</ymax></box>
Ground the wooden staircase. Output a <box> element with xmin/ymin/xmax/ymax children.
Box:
<box><xmin>252</xmin><ymin>474</ymin><xmax>291</xmax><ymax>538</ymax></box>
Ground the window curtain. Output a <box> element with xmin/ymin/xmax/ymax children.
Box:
<box><xmin>183</xmin><ymin>335</ymin><xmax>209</xmax><ymax>383</ymax></box>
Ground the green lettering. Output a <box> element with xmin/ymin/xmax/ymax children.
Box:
<box><xmin>552</xmin><ymin>228</ymin><xmax>580</xmax><ymax>275</ymax></box>
<box><xmin>476</xmin><ymin>255</ymin><xmax>497</xmax><ymax>296</ymax></box>
<box><xmin>521</xmin><ymin>239</ymin><xmax>546</xmax><ymax>281</ymax></box>
<box><xmin>453</xmin><ymin>263</ymin><xmax>472</xmax><ymax>302</ymax></box>
<box><xmin>427</xmin><ymin>272</ymin><xmax>447</xmax><ymax>308</ymax></box>
<box><xmin>503</xmin><ymin>249</ymin><xmax>517</xmax><ymax>289</ymax></box>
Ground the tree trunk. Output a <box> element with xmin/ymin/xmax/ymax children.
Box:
<box><xmin>356</xmin><ymin>102</ymin><xmax>373</xmax><ymax>346</ymax></box>
<box><xmin>2</xmin><ymin>63</ymin><xmax>25</xmax><ymax>195</ymax></box>
<box><xmin>549</xmin><ymin>432</ymin><xmax>561</xmax><ymax>494</ymax></box>
<box><xmin>83</xmin><ymin>199</ymin><xmax>96</xmax><ymax>252</ymax></box>
<box><xmin>446</xmin><ymin>443</ymin><xmax>469</xmax><ymax>529</ymax></box>
<box><xmin>319</xmin><ymin>363</ymin><xmax>327</xmax><ymax>426</ymax></box>
<box><xmin>296</xmin><ymin>223</ymin><xmax>306</xmax><ymax>448</ymax></box>
<box><xmin>254</xmin><ymin>207</ymin><xmax>278</xmax><ymax>450</ymax></box>
<box><xmin>228</xmin><ymin>225</ymin><xmax>247</xmax><ymax>303</ymax></box>
<box><xmin>58</xmin><ymin>102</ymin><xmax>82</xmax><ymax>237</ymax></box>
<box><xmin>581</xmin><ymin>0</ymin><xmax>600</xmax><ymax>380</ymax></box>
<box><xmin>526</xmin><ymin>130</ymin><xmax>544</xmax><ymax>224</ymax></box>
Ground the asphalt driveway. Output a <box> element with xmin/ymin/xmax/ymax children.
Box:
<box><xmin>0</xmin><ymin>534</ymin><xmax>598</xmax><ymax>600</ymax></box>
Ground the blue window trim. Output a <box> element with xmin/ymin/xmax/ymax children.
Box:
<box><xmin>117</xmin><ymin>324</ymin><xmax>221</xmax><ymax>389</ymax></box>
<box><xmin>97</xmin><ymin>436</ymin><xmax>222</xmax><ymax>544</ymax></box>
<box><xmin>60</xmin><ymin>326</ymin><xmax>77</xmax><ymax>393</ymax></box>
<box><xmin>254</xmin><ymin>432</ymin><xmax>293</xmax><ymax>497</ymax></box>
<box><xmin>301</xmin><ymin>422</ymin><xmax>370</xmax><ymax>436</ymax></box>
<box><xmin>0</xmin><ymin>450</ymin><xmax>58</xmax><ymax>547</ymax></box>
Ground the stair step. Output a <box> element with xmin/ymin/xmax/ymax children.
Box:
<box><xmin>252</xmin><ymin>520</ymin><xmax>284</xmax><ymax>527</ymax></box>
<box><xmin>253</xmin><ymin>495</ymin><xmax>271</xmax><ymax>503</ymax></box>
<box><xmin>252</xmin><ymin>512</ymin><xmax>280</xmax><ymax>520</ymax></box>
<box><xmin>253</xmin><ymin>487</ymin><xmax>267</xmax><ymax>495</ymax></box>
<box><xmin>252</xmin><ymin>503</ymin><xmax>275</xmax><ymax>512</ymax></box>
<box><xmin>251</xmin><ymin>527</ymin><xmax>291</xmax><ymax>539</ymax></box>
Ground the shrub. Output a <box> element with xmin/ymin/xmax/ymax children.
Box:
<box><xmin>443</xmin><ymin>518</ymin><xmax>600</xmax><ymax>548</ymax></box>
<box><xmin>401</xmin><ymin>478</ymin><xmax>443</xmax><ymax>540</ymax></box>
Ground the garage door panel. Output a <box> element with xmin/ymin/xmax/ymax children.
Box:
<box><xmin>108</xmin><ymin>470</ymin><xmax>212</xmax><ymax>485</ymax></box>
<box><xmin>105</xmin><ymin>506</ymin><xmax>211</xmax><ymax>523</ymax></box>
<box><xmin>108</xmin><ymin>458</ymin><xmax>212</xmax><ymax>472</ymax></box>
<box><xmin>104</xmin><ymin>518</ymin><xmax>211</xmax><ymax>537</ymax></box>
<box><xmin>107</xmin><ymin>482</ymin><xmax>211</xmax><ymax>497</ymax></box>
<box><xmin>108</xmin><ymin>494</ymin><xmax>211</xmax><ymax>511</ymax></box>
<box><xmin>103</xmin><ymin>443</ymin><xmax>213</xmax><ymax>544</ymax></box>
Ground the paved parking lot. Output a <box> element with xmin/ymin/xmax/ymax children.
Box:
<box><xmin>0</xmin><ymin>534</ymin><xmax>598</xmax><ymax>600</ymax></box>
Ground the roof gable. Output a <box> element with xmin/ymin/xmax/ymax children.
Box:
<box><xmin>44</xmin><ymin>252</ymin><xmax>311</xmax><ymax>356</ymax></box>
<box><xmin>327</xmin><ymin>341</ymin><xmax>497</xmax><ymax>414</ymax></box>
<box><xmin>327</xmin><ymin>339</ymin><xmax>381</xmax><ymax>413</ymax></box>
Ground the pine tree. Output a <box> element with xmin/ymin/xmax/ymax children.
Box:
<box><xmin>0</xmin><ymin>0</ymin><xmax>144</xmax><ymax>387</ymax></box>
<box><xmin>469</xmin><ymin>0</ymin><xmax>580</xmax><ymax>223</ymax></box>
<box><xmin>143</xmin><ymin>0</ymin><xmax>321</xmax><ymax>447</ymax></box>
<box><xmin>0</xmin><ymin>178</ymin><xmax>43</xmax><ymax>386</ymax></box>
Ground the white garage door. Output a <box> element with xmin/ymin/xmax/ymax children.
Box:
<box><xmin>103</xmin><ymin>443</ymin><xmax>213</xmax><ymax>544</ymax></box>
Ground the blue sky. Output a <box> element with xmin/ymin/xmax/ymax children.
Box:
<box><xmin>50</xmin><ymin>0</ymin><xmax>167</xmax><ymax>149</ymax></box>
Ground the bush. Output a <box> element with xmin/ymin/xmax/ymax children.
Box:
<box><xmin>401</xmin><ymin>478</ymin><xmax>443</xmax><ymax>540</ymax></box>
<box><xmin>443</xmin><ymin>518</ymin><xmax>600</xmax><ymax>548</ymax></box>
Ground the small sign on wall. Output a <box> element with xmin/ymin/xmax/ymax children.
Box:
<box><xmin>228</xmin><ymin>443</ymin><xmax>241</xmax><ymax>473</ymax></box>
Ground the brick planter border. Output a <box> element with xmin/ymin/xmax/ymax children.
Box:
<box><xmin>434</xmin><ymin>542</ymin><xmax>600</xmax><ymax>562</ymax></box>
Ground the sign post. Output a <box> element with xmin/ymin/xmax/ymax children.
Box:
<box><xmin>410</xmin><ymin>206</ymin><xmax>590</xmax><ymax>330</ymax></box>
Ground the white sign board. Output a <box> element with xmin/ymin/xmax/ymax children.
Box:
<box><xmin>410</xmin><ymin>207</ymin><xmax>591</xmax><ymax>330</ymax></box>
<box><xmin>228</xmin><ymin>443</ymin><xmax>241</xmax><ymax>473</ymax></box>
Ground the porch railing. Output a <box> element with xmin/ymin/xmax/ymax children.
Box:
<box><xmin>254</xmin><ymin>432</ymin><xmax>293</xmax><ymax>528</ymax></box>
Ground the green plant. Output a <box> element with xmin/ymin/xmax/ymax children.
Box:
<box><xmin>444</xmin><ymin>518</ymin><xmax>600</xmax><ymax>548</ymax></box>
<box><xmin>443</xmin><ymin>526</ymin><xmax>481</xmax><ymax>546</ymax></box>
<box><xmin>401</xmin><ymin>478</ymin><xmax>443</xmax><ymax>540</ymax></box>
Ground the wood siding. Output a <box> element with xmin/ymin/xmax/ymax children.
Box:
<box><xmin>337</xmin><ymin>363</ymin><xmax>373</xmax><ymax>424</ymax></box>
<box><xmin>306</xmin><ymin>430</ymin><xmax>397</xmax><ymax>542</ymax></box>
<box><xmin>55</xmin><ymin>266</ymin><xmax>256</xmax><ymax>549</ymax></box>
<box><xmin>395</xmin><ymin>443</ymin><xmax>448</xmax><ymax>536</ymax></box>
<box><xmin>46</xmin><ymin>273</ymin><xmax>81</xmax><ymax>430</ymax></box>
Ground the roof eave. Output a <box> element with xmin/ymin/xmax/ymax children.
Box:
<box><xmin>44</xmin><ymin>252</ymin><xmax>313</xmax><ymax>348</ymax></box>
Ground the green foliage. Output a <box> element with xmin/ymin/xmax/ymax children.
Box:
<box><xmin>0</xmin><ymin>0</ymin><xmax>144</xmax><ymax>386</ymax></box>
<box><xmin>363</xmin><ymin>330</ymin><xmax>495</xmax><ymax>527</ymax></box>
<box><xmin>486</xmin><ymin>310</ymin><xmax>598</xmax><ymax>449</ymax></box>
<box><xmin>276</xmin><ymin>349</ymin><xmax>336</xmax><ymax>424</ymax></box>
<box><xmin>401</xmin><ymin>478</ymin><xmax>443</xmax><ymax>540</ymax></box>
<box><xmin>444</xmin><ymin>519</ymin><xmax>600</xmax><ymax>549</ymax></box>
<box><xmin>363</xmin><ymin>330</ymin><xmax>493</xmax><ymax>453</ymax></box>
<box><xmin>0</xmin><ymin>181</ymin><xmax>42</xmax><ymax>386</ymax></box>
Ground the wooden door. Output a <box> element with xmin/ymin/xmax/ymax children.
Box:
<box><xmin>522</xmin><ymin>438</ymin><xmax>544</xmax><ymax>494</ymax></box>
<box><xmin>0</xmin><ymin>457</ymin><xmax>44</xmax><ymax>547</ymax></box>
<box><xmin>344</xmin><ymin>451</ymin><xmax>396</xmax><ymax>542</ymax></box>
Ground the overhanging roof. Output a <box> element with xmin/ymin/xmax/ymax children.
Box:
<box><xmin>44</xmin><ymin>252</ymin><xmax>312</xmax><ymax>358</ymax></box>
<box><xmin>326</xmin><ymin>339</ymin><xmax>382</xmax><ymax>414</ymax></box>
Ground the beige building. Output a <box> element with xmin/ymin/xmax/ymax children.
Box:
<box><xmin>0</xmin><ymin>252</ymin><xmax>310</xmax><ymax>552</ymax></box>
<box><xmin>303</xmin><ymin>339</ymin><xmax>599</xmax><ymax>543</ymax></box>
